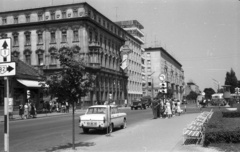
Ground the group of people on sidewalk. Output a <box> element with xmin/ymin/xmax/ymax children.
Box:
<box><xmin>151</xmin><ymin>98</ymin><xmax>183</xmax><ymax>119</ymax></box>
<box><xmin>19</xmin><ymin>101</ymin><xmax>37</xmax><ymax>119</ymax></box>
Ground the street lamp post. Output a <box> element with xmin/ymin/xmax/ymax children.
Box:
<box><xmin>212</xmin><ymin>78</ymin><xmax>220</xmax><ymax>93</ymax></box>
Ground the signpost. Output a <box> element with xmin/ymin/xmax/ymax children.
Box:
<box><xmin>1</xmin><ymin>38</ymin><xmax>15</xmax><ymax>152</ymax></box>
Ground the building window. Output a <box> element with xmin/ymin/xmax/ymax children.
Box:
<box><xmin>147</xmin><ymin>67</ymin><xmax>151</xmax><ymax>72</ymax></box>
<box><xmin>50</xmin><ymin>32</ymin><xmax>56</xmax><ymax>43</ymax></box>
<box><xmin>38</xmin><ymin>54</ymin><xmax>44</xmax><ymax>65</ymax></box>
<box><xmin>25</xmin><ymin>54</ymin><xmax>31</xmax><ymax>65</ymax></box>
<box><xmin>147</xmin><ymin>53</ymin><xmax>150</xmax><ymax>57</ymax></box>
<box><xmin>103</xmin><ymin>20</ymin><xmax>105</xmax><ymax>27</ymax></box>
<box><xmin>26</xmin><ymin>15</ymin><xmax>30</xmax><ymax>23</ymax></box>
<box><xmin>38</xmin><ymin>14</ymin><xmax>43</xmax><ymax>21</ymax></box>
<box><xmin>62</xmin><ymin>11</ymin><xmax>66</xmax><ymax>19</ymax></box>
<box><xmin>51</xmin><ymin>12</ymin><xmax>55</xmax><ymax>20</ymax></box>
<box><xmin>73</xmin><ymin>9</ymin><xmax>78</xmax><ymax>17</ymax></box>
<box><xmin>147</xmin><ymin>60</ymin><xmax>151</xmax><ymax>65</ymax></box>
<box><xmin>13</xmin><ymin>35</ymin><xmax>18</xmax><ymax>46</ymax></box>
<box><xmin>104</xmin><ymin>38</ymin><xmax>107</xmax><ymax>49</ymax></box>
<box><xmin>98</xmin><ymin>17</ymin><xmax>101</xmax><ymax>23</ymax></box>
<box><xmin>37</xmin><ymin>33</ymin><xmax>43</xmax><ymax>44</ymax></box>
<box><xmin>61</xmin><ymin>31</ymin><xmax>67</xmax><ymax>43</ymax></box>
<box><xmin>89</xmin><ymin>31</ymin><xmax>92</xmax><ymax>42</ymax></box>
<box><xmin>93</xmin><ymin>13</ymin><xmax>96</xmax><ymax>20</ymax></box>
<box><xmin>73</xmin><ymin>30</ymin><xmax>79</xmax><ymax>42</ymax></box>
<box><xmin>100</xmin><ymin>35</ymin><xmax>102</xmax><ymax>46</ymax></box>
<box><xmin>24</xmin><ymin>32</ymin><xmax>31</xmax><ymax>46</ymax></box>
<box><xmin>50</xmin><ymin>54</ymin><xmax>57</xmax><ymax>65</ymax></box>
<box><xmin>14</xmin><ymin>17</ymin><xmax>18</xmax><ymax>24</ymax></box>
<box><xmin>2</xmin><ymin>18</ymin><xmax>6</xmax><ymax>25</ymax></box>
<box><xmin>95</xmin><ymin>32</ymin><xmax>98</xmax><ymax>42</ymax></box>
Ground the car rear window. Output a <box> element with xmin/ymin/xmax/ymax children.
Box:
<box><xmin>87</xmin><ymin>107</ymin><xmax>106</xmax><ymax>114</ymax></box>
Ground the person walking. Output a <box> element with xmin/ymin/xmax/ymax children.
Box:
<box><xmin>177</xmin><ymin>100</ymin><xmax>183</xmax><ymax>116</ymax></box>
<box><xmin>156</xmin><ymin>99</ymin><xmax>160</xmax><ymax>118</ymax></box>
<box><xmin>159</xmin><ymin>100</ymin><xmax>165</xmax><ymax>118</ymax></box>
<box><xmin>66</xmin><ymin>101</ymin><xmax>69</xmax><ymax>113</ymax></box>
<box><xmin>151</xmin><ymin>99</ymin><xmax>159</xmax><ymax>119</ymax></box>
<box><xmin>19</xmin><ymin>103</ymin><xmax>24</xmax><ymax>119</ymax></box>
<box><xmin>24</xmin><ymin>102</ymin><xmax>29</xmax><ymax>119</ymax></box>
<box><xmin>166</xmin><ymin>100</ymin><xmax>172</xmax><ymax>119</ymax></box>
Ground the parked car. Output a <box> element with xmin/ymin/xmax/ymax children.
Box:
<box><xmin>79</xmin><ymin>105</ymin><xmax>127</xmax><ymax>133</ymax></box>
<box><xmin>131</xmin><ymin>100</ymin><xmax>146</xmax><ymax>110</ymax></box>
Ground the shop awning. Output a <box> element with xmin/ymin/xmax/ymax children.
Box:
<box><xmin>17</xmin><ymin>79</ymin><xmax>48</xmax><ymax>88</ymax></box>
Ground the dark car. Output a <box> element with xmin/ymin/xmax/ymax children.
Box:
<box><xmin>131</xmin><ymin>100</ymin><xmax>146</xmax><ymax>110</ymax></box>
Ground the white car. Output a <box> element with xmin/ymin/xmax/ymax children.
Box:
<box><xmin>79</xmin><ymin>105</ymin><xmax>127</xmax><ymax>133</ymax></box>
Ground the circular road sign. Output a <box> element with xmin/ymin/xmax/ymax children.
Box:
<box><xmin>159</xmin><ymin>74</ymin><xmax>166</xmax><ymax>81</ymax></box>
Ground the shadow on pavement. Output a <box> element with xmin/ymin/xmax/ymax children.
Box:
<box><xmin>43</xmin><ymin>142</ymin><xmax>96</xmax><ymax>152</ymax></box>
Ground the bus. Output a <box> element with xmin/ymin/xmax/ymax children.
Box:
<box><xmin>211</xmin><ymin>93</ymin><xmax>226</xmax><ymax>106</ymax></box>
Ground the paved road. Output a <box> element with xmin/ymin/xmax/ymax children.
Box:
<box><xmin>0</xmin><ymin>108</ymin><xmax>153</xmax><ymax>152</ymax></box>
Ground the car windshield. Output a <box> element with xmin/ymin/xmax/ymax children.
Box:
<box><xmin>86</xmin><ymin>107</ymin><xmax>106</xmax><ymax>114</ymax></box>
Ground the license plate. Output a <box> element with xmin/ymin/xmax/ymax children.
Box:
<box><xmin>87</xmin><ymin>122</ymin><xmax>97</xmax><ymax>126</ymax></box>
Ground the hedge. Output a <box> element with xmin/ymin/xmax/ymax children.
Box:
<box><xmin>203</xmin><ymin>111</ymin><xmax>240</xmax><ymax>146</ymax></box>
<box><xmin>222</xmin><ymin>111</ymin><xmax>240</xmax><ymax>118</ymax></box>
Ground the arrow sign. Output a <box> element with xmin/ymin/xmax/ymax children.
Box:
<box><xmin>0</xmin><ymin>62</ymin><xmax>16</xmax><ymax>77</ymax></box>
<box><xmin>0</xmin><ymin>38</ymin><xmax>11</xmax><ymax>63</ymax></box>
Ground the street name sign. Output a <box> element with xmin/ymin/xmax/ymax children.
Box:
<box><xmin>0</xmin><ymin>62</ymin><xmax>16</xmax><ymax>77</ymax></box>
<box><xmin>0</xmin><ymin>38</ymin><xmax>11</xmax><ymax>63</ymax></box>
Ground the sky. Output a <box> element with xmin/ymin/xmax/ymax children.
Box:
<box><xmin>1</xmin><ymin>0</ymin><xmax>240</xmax><ymax>91</ymax></box>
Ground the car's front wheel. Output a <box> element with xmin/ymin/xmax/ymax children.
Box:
<box><xmin>121</xmin><ymin>119</ymin><xmax>127</xmax><ymax>129</ymax></box>
<box><xmin>83</xmin><ymin>128</ymin><xmax>89</xmax><ymax>134</ymax></box>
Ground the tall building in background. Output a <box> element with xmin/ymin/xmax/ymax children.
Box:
<box><xmin>115</xmin><ymin>20</ymin><xmax>144</xmax><ymax>104</ymax></box>
<box><xmin>144</xmin><ymin>47</ymin><xmax>185</xmax><ymax>100</ymax></box>
<box><xmin>0</xmin><ymin>2</ymin><xmax>133</xmax><ymax>107</ymax></box>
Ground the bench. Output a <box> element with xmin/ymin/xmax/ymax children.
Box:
<box><xmin>183</xmin><ymin>109</ymin><xmax>213</xmax><ymax>145</ymax></box>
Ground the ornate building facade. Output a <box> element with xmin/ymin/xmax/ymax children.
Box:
<box><xmin>143</xmin><ymin>47</ymin><xmax>185</xmax><ymax>100</ymax></box>
<box><xmin>0</xmin><ymin>2</ymin><xmax>136</xmax><ymax>106</ymax></box>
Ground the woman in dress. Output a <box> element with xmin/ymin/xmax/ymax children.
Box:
<box><xmin>24</xmin><ymin>102</ymin><xmax>29</xmax><ymax>119</ymax></box>
<box><xmin>19</xmin><ymin>103</ymin><xmax>24</xmax><ymax>119</ymax></box>
<box><xmin>166</xmin><ymin>100</ymin><xmax>172</xmax><ymax>119</ymax></box>
<box><xmin>177</xmin><ymin>100</ymin><xmax>183</xmax><ymax>116</ymax></box>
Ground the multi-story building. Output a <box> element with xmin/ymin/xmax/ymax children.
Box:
<box><xmin>115</xmin><ymin>20</ymin><xmax>144</xmax><ymax>104</ymax></box>
<box><xmin>184</xmin><ymin>82</ymin><xmax>200</xmax><ymax>96</ymax></box>
<box><xmin>143</xmin><ymin>47</ymin><xmax>185</xmax><ymax>100</ymax></box>
<box><xmin>0</xmin><ymin>2</ymin><xmax>135</xmax><ymax>107</ymax></box>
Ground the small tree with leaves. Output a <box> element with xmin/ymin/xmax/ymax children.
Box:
<box><xmin>225</xmin><ymin>68</ymin><xmax>238</xmax><ymax>93</ymax></box>
<box><xmin>203</xmin><ymin>88</ymin><xmax>215</xmax><ymax>100</ymax></box>
<box><xmin>43</xmin><ymin>48</ymin><xmax>95</xmax><ymax>149</ymax></box>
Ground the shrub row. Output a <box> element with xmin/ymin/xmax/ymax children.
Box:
<box><xmin>222</xmin><ymin>111</ymin><xmax>240</xmax><ymax>118</ymax></box>
<box><xmin>203</xmin><ymin>111</ymin><xmax>240</xmax><ymax>146</ymax></box>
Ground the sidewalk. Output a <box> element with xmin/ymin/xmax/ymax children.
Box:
<box><xmin>0</xmin><ymin>109</ymin><xmax>87</xmax><ymax>123</ymax></box>
<box><xmin>51</xmin><ymin>106</ymin><xmax>217</xmax><ymax>152</ymax></box>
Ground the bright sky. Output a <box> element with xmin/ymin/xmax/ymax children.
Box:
<box><xmin>1</xmin><ymin>0</ymin><xmax>240</xmax><ymax>91</ymax></box>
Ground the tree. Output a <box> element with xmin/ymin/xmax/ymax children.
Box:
<box><xmin>225</xmin><ymin>68</ymin><xmax>238</xmax><ymax>93</ymax></box>
<box><xmin>186</xmin><ymin>91</ymin><xmax>198</xmax><ymax>101</ymax></box>
<box><xmin>43</xmin><ymin>48</ymin><xmax>95</xmax><ymax>149</ymax></box>
<box><xmin>203</xmin><ymin>88</ymin><xmax>215</xmax><ymax>99</ymax></box>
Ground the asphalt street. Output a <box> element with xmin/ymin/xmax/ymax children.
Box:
<box><xmin>0</xmin><ymin>108</ymin><xmax>152</xmax><ymax>152</ymax></box>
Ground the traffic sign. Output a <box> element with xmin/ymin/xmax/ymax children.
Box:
<box><xmin>0</xmin><ymin>62</ymin><xmax>16</xmax><ymax>77</ymax></box>
<box><xmin>159</xmin><ymin>74</ymin><xmax>165</xmax><ymax>81</ymax></box>
<box><xmin>0</xmin><ymin>38</ymin><xmax>11</xmax><ymax>62</ymax></box>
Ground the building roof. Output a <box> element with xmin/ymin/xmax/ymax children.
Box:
<box><xmin>145</xmin><ymin>47</ymin><xmax>182</xmax><ymax>67</ymax></box>
<box><xmin>12</xmin><ymin>57</ymin><xmax>44</xmax><ymax>80</ymax></box>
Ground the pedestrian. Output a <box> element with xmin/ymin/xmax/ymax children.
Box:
<box><xmin>66</xmin><ymin>101</ymin><xmax>69</xmax><ymax>113</ymax></box>
<box><xmin>177</xmin><ymin>100</ymin><xmax>183</xmax><ymax>116</ymax></box>
<box><xmin>24</xmin><ymin>102</ymin><xmax>29</xmax><ymax>119</ymax></box>
<box><xmin>172</xmin><ymin>101</ymin><xmax>176</xmax><ymax>116</ymax></box>
<box><xmin>159</xmin><ymin>100</ymin><xmax>165</xmax><ymax>118</ymax></box>
<box><xmin>156</xmin><ymin>99</ymin><xmax>160</xmax><ymax>118</ymax></box>
<box><xmin>165</xmin><ymin>100</ymin><xmax>172</xmax><ymax>119</ymax></box>
<box><xmin>61</xmin><ymin>102</ymin><xmax>66</xmax><ymax>113</ymax></box>
<box><xmin>151</xmin><ymin>99</ymin><xmax>159</xmax><ymax>119</ymax></box>
<box><xmin>19</xmin><ymin>103</ymin><xmax>24</xmax><ymax>119</ymax></box>
<box><xmin>124</xmin><ymin>99</ymin><xmax>127</xmax><ymax>107</ymax></box>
